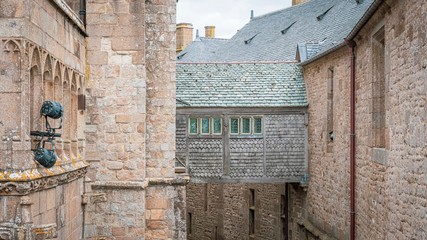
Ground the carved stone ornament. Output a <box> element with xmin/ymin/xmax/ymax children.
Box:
<box><xmin>0</xmin><ymin>223</ymin><xmax>16</xmax><ymax>240</ymax></box>
<box><xmin>0</xmin><ymin>167</ymin><xmax>87</xmax><ymax>196</ymax></box>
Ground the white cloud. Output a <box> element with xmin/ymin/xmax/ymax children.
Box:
<box><xmin>177</xmin><ymin>0</ymin><xmax>292</xmax><ymax>39</ymax></box>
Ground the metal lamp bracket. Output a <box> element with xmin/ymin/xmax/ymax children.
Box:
<box><xmin>30</xmin><ymin>101</ymin><xmax>63</xmax><ymax>168</ymax></box>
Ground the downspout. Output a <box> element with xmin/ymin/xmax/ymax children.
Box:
<box><xmin>345</xmin><ymin>38</ymin><xmax>356</xmax><ymax>240</ymax></box>
<box><xmin>79</xmin><ymin>0</ymin><xmax>86</xmax><ymax>26</ymax></box>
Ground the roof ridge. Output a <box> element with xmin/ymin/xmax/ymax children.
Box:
<box><xmin>177</xmin><ymin>61</ymin><xmax>299</xmax><ymax>65</ymax></box>
<box><xmin>250</xmin><ymin>0</ymin><xmax>313</xmax><ymax>21</ymax></box>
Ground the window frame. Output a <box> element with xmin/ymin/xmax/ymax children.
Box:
<box><xmin>188</xmin><ymin>117</ymin><xmax>199</xmax><ymax>135</ymax></box>
<box><xmin>188</xmin><ymin>116</ymin><xmax>223</xmax><ymax>136</ymax></box>
<box><xmin>253</xmin><ymin>117</ymin><xmax>263</xmax><ymax>135</ymax></box>
<box><xmin>211</xmin><ymin>117</ymin><xmax>223</xmax><ymax>135</ymax></box>
<box><xmin>241</xmin><ymin>117</ymin><xmax>252</xmax><ymax>135</ymax></box>
<box><xmin>200</xmin><ymin>117</ymin><xmax>211</xmax><ymax>135</ymax></box>
<box><xmin>230</xmin><ymin>117</ymin><xmax>240</xmax><ymax>135</ymax></box>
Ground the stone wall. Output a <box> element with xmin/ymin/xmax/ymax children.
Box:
<box><xmin>0</xmin><ymin>0</ymin><xmax>88</xmax><ymax>238</ymax></box>
<box><xmin>299</xmin><ymin>0</ymin><xmax>427</xmax><ymax>239</ymax></box>
<box><xmin>85</xmin><ymin>0</ymin><xmax>185</xmax><ymax>238</ymax></box>
<box><xmin>186</xmin><ymin>183</ymin><xmax>286</xmax><ymax>240</ymax></box>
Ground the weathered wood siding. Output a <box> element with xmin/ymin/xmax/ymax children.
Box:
<box><xmin>177</xmin><ymin>108</ymin><xmax>307</xmax><ymax>182</ymax></box>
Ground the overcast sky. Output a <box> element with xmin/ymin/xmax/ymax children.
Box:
<box><xmin>177</xmin><ymin>0</ymin><xmax>292</xmax><ymax>39</ymax></box>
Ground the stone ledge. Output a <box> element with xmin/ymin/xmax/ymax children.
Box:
<box><xmin>147</xmin><ymin>176</ymin><xmax>190</xmax><ymax>186</ymax></box>
<box><xmin>298</xmin><ymin>219</ymin><xmax>338</xmax><ymax>240</ymax></box>
<box><xmin>90</xmin><ymin>176</ymin><xmax>191</xmax><ymax>191</ymax></box>
<box><xmin>91</xmin><ymin>181</ymin><xmax>147</xmax><ymax>190</ymax></box>
<box><xmin>372</xmin><ymin>147</ymin><xmax>388</xmax><ymax>165</ymax></box>
<box><xmin>49</xmin><ymin>0</ymin><xmax>87</xmax><ymax>36</ymax></box>
<box><xmin>0</xmin><ymin>161</ymin><xmax>88</xmax><ymax>196</ymax></box>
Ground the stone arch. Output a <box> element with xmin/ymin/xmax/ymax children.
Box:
<box><xmin>62</xmin><ymin>67</ymin><xmax>72</xmax><ymax>158</ymax></box>
<box><xmin>53</xmin><ymin>61</ymin><xmax>62</xmax><ymax>104</ymax></box>
<box><xmin>77</xmin><ymin>74</ymin><xmax>85</xmax><ymax>156</ymax></box>
<box><xmin>71</xmin><ymin>73</ymin><xmax>78</xmax><ymax>157</ymax></box>
<box><xmin>0</xmin><ymin>39</ymin><xmax>22</xmax><ymax>142</ymax></box>
<box><xmin>43</xmin><ymin>55</ymin><xmax>54</xmax><ymax>101</ymax></box>
<box><xmin>52</xmin><ymin>61</ymin><xmax>64</xmax><ymax>162</ymax></box>
<box><xmin>30</xmin><ymin>47</ymin><xmax>43</xmax><ymax>132</ymax></box>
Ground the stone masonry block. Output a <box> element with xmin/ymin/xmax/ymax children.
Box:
<box><xmin>87</xmin><ymin>51</ymin><xmax>108</xmax><ymax>65</ymax></box>
<box><xmin>146</xmin><ymin>198</ymin><xmax>168</xmax><ymax>209</ymax></box>
<box><xmin>148</xmin><ymin>209</ymin><xmax>164</xmax><ymax>220</ymax></box>
<box><xmin>112</xmin><ymin>37</ymin><xmax>144</xmax><ymax>51</ymax></box>
<box><xmin>115</xmin><ymin>114</ymin><xmax>145</xmax><ymax>123</ymax></box>
<box><xmin>112</xmin><ymin>227</ymin><xmax>126</xmax><ymax>236</ymax></box>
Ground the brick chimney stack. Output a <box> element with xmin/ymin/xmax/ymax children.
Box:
<box><xmin>204</xmin><ymin>26</ymin><xmax>215</xmax><ymax>38</ymax></box>
<box><xmin>292</xmin><ymin>0</ymin><xmax>310</xmax><ymax>5</ymax></box>
<box><xmin>176</xmin><ymin>23</ymin><xmax>194</xmax><ymax>53</ymax></box>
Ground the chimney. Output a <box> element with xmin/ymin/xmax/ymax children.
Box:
<box><xmin>176</xmin><ymin>23</ymin><xmax>194</xmax><ymax>53</ymax></box>
<box><xmin>292</xmin><ymin>0</ymin><xmax>310</xmax><ymax>5</ymax></box>
<box><xmin>204</xmin><ymin>26</ymin><xmax>215</xmax><ymax>38</ymax></box>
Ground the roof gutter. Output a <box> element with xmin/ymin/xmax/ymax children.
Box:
<box><xmin>300</xmin><ymin>0</ymin><xmax>383</xmax><ymax>66</ymax></box>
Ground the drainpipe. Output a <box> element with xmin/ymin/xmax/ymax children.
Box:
<box><xmin>345</xmin><ymin>38</ymin><xmax>356</xmax><ymax>240</ymax></box>
<box><xmin>79</xmin><ymin>0</ymin><xmax>86</xmax><ymax>26</ymax></box>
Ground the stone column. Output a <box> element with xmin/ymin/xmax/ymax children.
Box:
<box><xmin>145</xmin><ymin>0</ymin><xmax>187</xmax><ymax>239</ymax></box>
<box><xmin>84</xmin><ymin>0</ymin><xmax>147</xmax><ymax>238</ymax></box>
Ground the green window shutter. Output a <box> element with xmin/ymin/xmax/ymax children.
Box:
<box><xmin>213</xmin><ymin>118</ymin><xmax>222</xmax><ymax>134</ymax></box>
<box><xmin>189</xmin><ymin>118</ymin><xmax>198</xmax><ymax>134</ymax></box>
<box><xmin>242</xmin><ymin>117</ymin><xmax>251</xmax><ymax>134</ymax></box>
<box><xmin>230</xmin><ymin>118</ymin><xmax>239</xmax><ymax>134</ymax></box>
<box><xmin>201</xmin><ymin>117</ymin><xmax>210</xmax><ymax>134</ymax></box>
<box><xmin>254</xmin><ymin>117</ymin><xmax>262</xmax><ymax>134</ymax></box>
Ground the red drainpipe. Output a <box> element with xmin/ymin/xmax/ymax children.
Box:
<box><xmin>345</xmin><ymin>38</ymin><xmax>357</xmax><ymax>240</ymax></box>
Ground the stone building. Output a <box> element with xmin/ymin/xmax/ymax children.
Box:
<box><xmin>175</xmin><ymin>0</ymin><xmax>427</xmax><ymax>239</ymax></box>
<box><xmin>176</xmin><ymin>62</ymin><xmax>308</xmax><ymax>239</ymax></box>
<box><xmin>0</xmin><ymin>0</ymin><xmax>185</xmax><ymax>239</ymax></box>
<box><xmin>176</xmin><ymin>0</ymin><xmax>375</xmax><ymax>239</ymax></box>
<box><xmin>294</xmin><ymin>0</ymin><xmax>427</xmax><ymax>239</ymax></box>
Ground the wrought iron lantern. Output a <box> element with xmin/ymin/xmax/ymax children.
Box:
<box><xmin>30</xmin><ymin>100</ymin><xmax>63</xmax><ymax>168</ymax></box>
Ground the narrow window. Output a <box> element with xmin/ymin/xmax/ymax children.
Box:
<box><xmin>187</xmin><ymin>212</ymin><xmax>192</xmax><ymax>235</ymax></box>
<box><xmin>189</xmin><ymin>118</ymin><xmax>198</xmax><ymax>134</ymax></box>
<box><xmin>281</xmin><ymin>194</ymin><xmax>288</xmax><ymax>240</ymax></box>
<box><xmin>372</xmin><ymin>26</ymin><xmax>386</xmax><ymax>148</ymax></box>
<box><xmin>201</xmin><ymin>117</ymin><xmax>210</xmax><ymax>134</ymax></box>
<box><xmin>249</xmin><ymin>188</ymin><xmax>255</xmax><ymax>236</ymax></box>
<box><xmin>230</xmin><ymin>118</ymin><xmax>239</xmax><ymax>134</ymax></box>
<box><xmin>327</xmin><ymin>67</ymin><xmax>334</xmax><ymax>142</ymax></box>
<box><xmin>242</xmin><ymin>117</ymin><xmax>251</xmax><ymax>134</ymax></box>
<box><xmin>204</xmin><ymin>183</ymin><xmax>209</xmax><ymax>211</ymax></box>
<box><xmin>249</xmin><ymin>188</ymin><xmax>255</xmax><ymax>207</ymax></box>
<box><xmin>212</xmin><ymin>118</ymin><xmax>222</xmax><ymax>134</ymax></box>
<box><xmin>249</xmin><ymin>209</ymin><xmax>255</xmax><ymax>235</ymax></box>
<box><xmin>253</xmin><ymin>117</ymin><xmax>262</xmax><ymax>134</ymax></box>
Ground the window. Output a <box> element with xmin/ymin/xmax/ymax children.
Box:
<box><xmin>253</xmin><ymin>117</ymin><xmax>262</xmax><ymax>134</ymax></box>
<box><xmin>188</xmin><ymin>117</ymin><xmax>222</xmax><ymax>135</ymax></box>
<box><xmin>230</xmin><ymin>116</ymin><xmax>263</xmax><ymax>135</ymax></box>
<box><xmin>187</xmin><ymin>212</ymin><xmax>192</xmax><ymax>235</ymax></box>
<box><xmin>230</xmin><ymin>118</ymin><xmax>239</xmax><ymax>134</ymax></box>
<box><xmin>249</xmin><ymin>188</ymin><xmax>256</xmax><ymax>236</ymax></box>
<box><xmin>327</xmin><ymin>67</ymin><xmax>334</xmax><ymax>142</ymax></box>
<box><xmin>242</xmin><ymin>117</ymin><xmax>251</xmax><ymax>134</ymax></box>
<box><xmin>372</xmin><ymin>26</ymin><xmax>386</xmax><ymax>148</ymax></box>
<box><xmin>201</xmin><ymin>117</ymin><xmax>210</xmax><ymax>134</ymax></box>
<box><xmin>189</xmin><ymin>118</ymin><xmax>198</xmax><ymax>134</ymax></box>
<box><xmin>212</xmin><ymin>118</ymin><xmax>222</xmax><ymax>134</ymax></box>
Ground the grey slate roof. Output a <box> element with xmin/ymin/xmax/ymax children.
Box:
<box><xmin>177</xmin><ymin>37</ymin><xmax>228</xmax><ymax>62</ymax></box>
<box><xmin>178</xmin><ymin>0</ymin><xmax>374</xmax><ymax>63</ymax></box>
<box><xmin>176</xmin><ymin>63</ymin><xmax>307</xmax><ymax>107</ymax></box>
